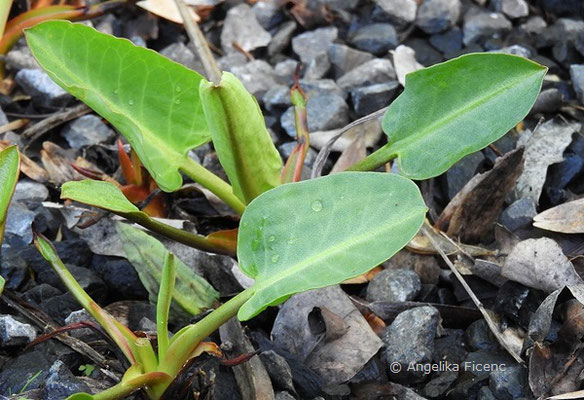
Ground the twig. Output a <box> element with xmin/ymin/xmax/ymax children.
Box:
<box><xmin>0</xmin><ymin>118</ymin><xmax>28</xmax><ymax>134</ymax></box>
<box><xmin>311</xmin><ymin>107</ymin><xmax>387</xmax><ymax>179</ymax></box>
<box><xmin>422</xmin><ymin>229</ymin><xmax>524</xmax><ymax>364</ymax></box>
<box><xmin>0</xmin><ymin>290</ymin><xmax>122</xmax><ymax>377</ymax></box>
<box><xmin>22</xmin><ymin>103</ymin><xmax>91</xmax><ymax>145</ymax></box>
<box><xmin>174</xmin><ymin>0</ymin><xmax>221</xmax><ymax>83</ymax></box>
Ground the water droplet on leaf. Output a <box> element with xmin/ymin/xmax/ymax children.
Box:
<box><xmin>311</xmin><ymin>200</ymin><xmax>323</xmax><ymax>212</ymax></box>
<box><xmin>271</xmin><ymin>254</ymin><xmax>280</xmax><ymax>263</ymax></box>
<box><xmin>175</xmin><ymin>99</ymin><xmax>181</xmax><ymax>105</ymax></box>
<box><xmin>128</xmin><ymin>99</ymin><xmax>134</xmax><ymax>106</ymax></box>
<box><xmin>268</xmin><ymin>235</ymin><xmax>276</xmax><ymax>242</ymax></box>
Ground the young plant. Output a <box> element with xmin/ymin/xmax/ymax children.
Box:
<box><xmin>22</xmin><ymin>20</ymin><xmax>547</xmax><ymax>400</ymax></box>
<box><xmin>0</xmin><ymin>145</ymin><xmax>20</xmax><ymax>294</ymax></box>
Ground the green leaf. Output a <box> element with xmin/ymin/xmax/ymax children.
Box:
<box><xmin>237</xmin><ymin>172</ymin><xmax>428</xmax><ymax>320</ymax></box>
<box><xmin>61</xmin><ymin>179</ymin><xmax>139</xmax><ymax>215</ymax></box>
<box><xmin>66</xmin><ymin>394</ymin><xmax>95</xmax><ymax>400</ymax></box>
<box><xmin>200</xmin><ymin>72</ymin><xmax>283</xmax><ymax>204</ymax></box>
<box><xmin>116</xmin><ymin>223</ymin><xmax>219</xmax><ymax>316</ymax></box>
<box><xmin>350</xmin><ymin>53</ymin><xmax>547</xmax><ymax>179</ymax></box>
<box><xmin>25</xmin><ymin>20</ymin><xmax>209</xmax><ymax>192</ymax></box>
<box><xmin>0</xmin><ymin>145</ymin><xmax>20</xmax><ymax>246</ymax></box>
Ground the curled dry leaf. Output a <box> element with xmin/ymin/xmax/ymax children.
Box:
<box><xmin>0</xmin><ymin>140</ymin><xmax>48</xmax><ymax>182</ymax></box>
<box><xmin>435</xmin><ymin>147</ymin><xmax>524</xmax><ymax>242</ymax></box>
<box><xmin>309</xmin><ymin>118</ymin><xmax>383</xmax><ymax>152</ymax></box>
<box><xmin>502</xmin><ymin>237</ymin><xmax>583</xmax><ymax>292</ymax></box>
<box><xmin>391</xmin><ymin>45</ymin><xmax>423</xmax><ymax>87</ymax></box>
<box><xmin>514</xmin><ymin>119</ymin><xmax>580</xmax><ymax>204</ymax></box>
<box><xmin>533</xmin><ymin>198</ymin><xmax>584</xmax><ymax>234</ymax></box>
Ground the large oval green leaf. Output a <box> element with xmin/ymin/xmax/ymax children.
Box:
<box><xmin>200</xmin><ymin>72</ymin><xmax>283</xmax><ymax>204</ymax></box>
<box><xmin>25</xmin><ymin>21</ymin><xmax>209</xmax><ymax>192</ymax></box>
<box><xmin>237</xmin><ymin>172</ymin><xmax>428</xmax><ymax>320</ymax></box>
<box><xmin>350</xmin><ymin>53</ymin><xmax>546</xmax><ymax>179</ymax></box>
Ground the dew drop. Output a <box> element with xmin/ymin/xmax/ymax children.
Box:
<box><xmin>311</xmin><ymin>200</ymin><xmax>323</xmax><ymax>212</ymax></box>
<box><xmin>176</xmin><ymin>86</ymin><xmax>182</xmax><ymax>92</ymax></box>
<box><xmin>287</xmin><ymin>235</ymin><xmax>297</xmax><ymax>245</ymax></box>
<box><xmin>113</xmin><ymin>88</ymin><xmax>119</xmax><ymax>95</ymax></box>
<box><xmin>175</xmin><ymin>99</ymin><xmax>181</xmax><ymax>105</ymax></box>
<box><xmin>128</xmin><ymin>99</ymin><xmax>134</xmax><ymax>106</ymax></box>
<box><xmin>268</xmin><ymin>235</ymin><xmax>276</xmax><ymax>243</ymax></box>
<box><xmin>271</xmin><ymin>254</ymin><xmax>280</xmax><ymax>263</ymax></box>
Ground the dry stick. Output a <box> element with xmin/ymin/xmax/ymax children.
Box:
<box><xmin>0</xmin><ymin>290</ymin><xmax>122</xmax><ymax>380</ymax></box>
<box><xmin>422</xmin><ymin>229</ymin><xmax>524</xmax><ymax>364</ymax></box>
<box><xmin>22</xmin><ymin>103</ymin><xmax>91</xmax><ymax>145</ymax></box>
<box><xmin>174</xmin><ymin>0</ymin><xmax>221</xmax><ymax>83</ymax></box>
<box><xmin>311</xmin><ymin>106</ymin><xmax>388</xmax><ymax>178</ymax></box>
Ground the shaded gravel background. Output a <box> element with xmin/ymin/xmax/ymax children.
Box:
<box><xmin>1</xmin><ymin>0</ymin><xmax>584</xmax><ymax>399</ymax></box>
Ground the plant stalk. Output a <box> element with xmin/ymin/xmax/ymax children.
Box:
<box><xmin>156</xmin><ymin>288</ymin><xmax>254</xmax><ymax>393</ymax></box>
<box><xmin>156</xmin><ymin>253</ymin><xmax>175</xmax><ymax>361</ymax></box>
<box><xmin>179</xmin><ymin>157</ymin><xmax>245</xmax><ymax>214</ymax></box>
<box><xmin>347</xmin><ymin>142</ymin><xmax>397</xmax><ymax>172</ymax></box>
<box><xmin>128</xmin><ymin>212</ymin><xmax>237</xmax><ymax>256</ymax></box>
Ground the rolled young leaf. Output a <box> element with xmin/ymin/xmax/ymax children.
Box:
<box><xmin>237</xmin><ymin>172</ymin><xmax>428</xmax><ymax>320</ymax></box>
<box><xmin>200</xmin><ymin>72</ymin><xmax>283</xmax><ymax>204</ymax></box>
<box><xmin>349</xmin><ymin>53</ymin><xmax>547</xmax><ymax>179</ymax></box>
<box><xmin>24</xmin><ymin>21</ymin><xmax>208</xmax><ymax>192</ymax></box>
<box><xmin>0</xmin><ymin>145</ymin><xmax>19</xmax><ymax>247</ymax></box>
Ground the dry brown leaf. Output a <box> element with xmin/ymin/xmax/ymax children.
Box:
<box><xmin>407</xmin><ymin>220</ymin><xmax>496</xmax><ymax>257</ymax></box>
<box><xmin>503</xmin><ymin>237</ymin><xmax>583</xmax><ymax>292</ymax></box>
<box><xmin>0</xmin><ymin>140</ymin><xmax>48</xmax><ymax>182</ymax></box>
<box><xmin>533</xmin><ymin>198</ymin><xmax>584</xmax><ymax>234</ymax></box>
<box><xmin>330</xmin><ymin>134</ymin><xmax>366</xmax><ymax>174</ymax></box>
<box><xmin>342</xmin><ymin>266</ymin><xmax>383</xmax><ymax>284</ymax></box>
<box><xmin>137</xmin><ymin>0</ymin><xmax>200</xmax><ymax>24</ymax></box>
<box><xmin>40</xmin><ymin>142</ymin><xmax>87</xmax><ymax>185</ymax></box>
<box><xmin>391</xmin><ymin>45</ymin><xmax>423</xmax><ymax>86</ymax></box>
<box><xmin>436</xmin><ymin>147</ymin><xmax>524</xmax><ymax>242</ymax></box>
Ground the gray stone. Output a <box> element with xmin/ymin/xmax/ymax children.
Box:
<box><xmin>159</xmin><ymin>42</ymin><xmax>204</xmax><ymax>73</ymax></box>
<box><xmin>429</xmin><ymin>27</ymin><xmax>463</xmax><ymax>56</ymax></box>
<box><xmin>446</xmin><ymin>151</ymin><xmax>485</xmax><ymax>199</ymax></box>
<box><xmin>217</xmin><ymin>52</ymin><xmax>249</xmax><ymax>72</ymax></box>
<box><xmin>278</xmin><ymin>142</ymin><xmax>318</xmax><ymax>168</ymax></box>
<box><xmin>374</xmin><ymin>0</ymin><xmax>418</xmax><ymax>25</ymax></box>
<box><xmin>465</xmin><ymin>319</ymin><xmax>498</xmax><ymax>351</ymax></box>
<box><xmin>5</xmin><ymin>45</ymin><xmax>40</xmax><ymax>71</ymax></box>
<box><xmin>500</xmin><ymin>0</ymin><xmax>529</xmax><ymax>19</ymax></box>
<box><xmin>478</xmin><ymin>386</ymin><xmax>498</xmax><ymax>400</ymax></box>
<box><xmin>416</xmin><ymin>0</ymin><xmax>461</xmax><ymax>34</ymax></box>
<box><xmin>275</xmin><ymin>392</ymin><xmax>296</xmax><ymax>400</ymax></box>
<box><xmin>231</xmin><ymin>60</ymin><xmax>277</xmax><ymax>98</ymax></box>
<box><xmin>4</xmin><ymin>202</ymin><xmax>35</xmax><ymax>244</ymax></box>
<box><xmin>15</xmin><ymin>69</ymin><xmax>73</xmax><ymax>108</ymax></box>
<box><xmin>404</xmin><ymin>37</ymin><xmax>444</xmax><ymax>66</ymax></box>
<box><xmin>463</xmin><ymin>11</ymin><xmax>513</xmax><ymax>45</ymax></box>
<box><xmin>280</xmin><ymin>93</ymin><xmax>348</xmax><ymax>137</ymax></box>
<box><xmin>259</xmin><ymin>350</ymin><xmax>296</xmax><ymax>394</ymax></box>
<box><xmin>349</xmin><ymin>23</ymin><xmax>398</xmax><ymax>55</ymax></box>
<box><xmin>498</xmin><ymin>198</ymin><xmax>537</xmax><ymax>231</ymax></box>
<box><xmin>337</xmin><ymin>58</ymin><xmax>396</xmax><ymax>91</ymax></box>
<box><xmin>263</xmin><ymin>85</ymin><xmax>292</xmax><ymax>112</ymax></box>
<box><xmin>11</xmin><ymin>180</ymin><xmax>49</xmax><ymax>204</ymax></box>
<box><xmin>351</xmin><ymin>81</ymin><xmax>399</xmax><ymax>116</ymax></box>
<box><xmin>0</xmin><ymin>350</ymin><xmax>52</xmax><ymax>394</ymax></box>
<box><xmin>520</xmin><ymin>16</ymin><xmax>547</xmax><ymax>36</ymax></box>
<box><xmin>304</xmin><ymin>52</ymin><xmax>331</xmax><ymax>80</ymax></box>
<box><xmin>366</xmin><ymin>268</ymin><xmax>421</xmax><ymax>302</ymax></box>
<box><xmin>292</xmin><ymin>27</ymin><xmax>338</xmax><ymax>63</ymax></box>
<box><xmin>0</xmin><ymin>250</ymin><xmax>28</xmax><ymax>290</ymax></box>
<box><xmin>62</xmin><ymin>115</ymin><xmax>116</xmax><ymax>148</ymax></box>
<box><xmin>493</xmin><ymin>44</ymin><xmax>532</xmax><ymax>59</ymax></box>
<box><xmin>570</xmin><ymin>64</ymin><xmax>584</xmax><ymax>105</ymax></box>
<box><xmin>0</xmin><ymin>315</ymin><xmax>36</xmax><ymax>346</ymax></box>
<box><xmin>221</xmin><ymin>4</ymin><xmax>271</xmax><ymax>54</ymax></box>
<box><xmin>252</xmin><ymin>0</ymin><xmax>283</xmax><ymax>30</ymax></box>
<box><xmin>381</xmin><ymin>306</ymin><xmax>441</xmax><ymax>383</ymax></box>
<box><xmin>489</xmin><ymin>365</ymin><xmax>527</xmax><ymax>399</ymax></box>
<box><xmin>299</xmin><ymin>79</ymin><xmax>345</xmax><ymax>98</ymax></box>
<box><xmin>319</xmin><ymin>0</ymin><xmax>359</xmax><ymax>10</ymax></box>
<box><xmin>90</xmin><ymin>255</ymin><xmax>147</xmax><ymax>300</ymax></box>
<box><xmin>64</xmin><ymin>309</ymin><xmax>96</xmax><ymax>338</ymax></box>
<box><xmin>328</xmin><ymin>43</ymin><xmax>374</xmax><ymax>79</ymax></box>
<box><xmin>268</xmin><ymin>21</ymin><xmax>297</xmax><ymax>57</ymax></box>
<box><xmin>44</xmin><ymin>360</ymin><xmax>90</xmax><ymax>400</ymax></box>
<box><xmin>532</xmin><ymin>88</ymin><xmax>564</xmax><ymax>114</ymax></box>
<box><xmin>274</xmin><ymin>59</ymin><xmax>298</xmax><ymax>85</ymax></box>
<box><xmin>137</xmin><ymin>316</ymin><xmax>157</xmax><ymax>332</ymax></box>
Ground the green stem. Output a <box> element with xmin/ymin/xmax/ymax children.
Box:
<box><xmin>92</xmin><ymin>372</ymin><xmax>171</xmax><ymax>400</ymax></box>
<box><xmin>179</xmin><ymin>157</ymin><xmax>246</xmax><ymax>215</ymax></box>
<box><xmin>347</xmin><ymin>143</ymin><xmax>397</xmax><ymax>172</ymax></box>
<box><xmin>156</xmin><ymin>254</ymin><xmax>175</xmax><ymax>361</ymax></box>
<box><xmin>156</xmin><ymin>288</ymin><xmax>254</xmax><ymax>392</ymax></box>
<box><xmin>128</xmin><ymin>212</ymin><xmax>236</xmax><ymax>256</ymax></box>
<box><xmin>135</xmin><ymin>338</ymin><xmax>158</xmax><ymax>373</ymax></box>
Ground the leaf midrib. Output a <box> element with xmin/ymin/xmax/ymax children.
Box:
<box><xmin>386</xmin><ymin>68</ymin><xmax>544</xmax><ymax>154</ymax></box>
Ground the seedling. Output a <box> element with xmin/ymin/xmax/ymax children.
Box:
<box><xmin>21</xmin><ymin>20</ymin><xmax>546</xmax><ymax>399</ymax></box>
